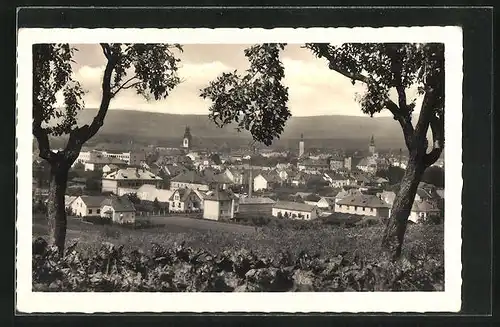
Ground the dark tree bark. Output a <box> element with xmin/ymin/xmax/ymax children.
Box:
<box><xmin>34</xmin><ymin>44</ymin><xmax>117</xmax><ymax>256</ymax></box>
<box><xmin>381</xmin><ymin>83</ymin><xmax>444</xmax><ymax>260</ymax></box>
<box><xmin>381</xmin><ymin>150</ymin><xmax>426</xmax><ymax>259</ymax></box>
<box><xmin>46</xmin><ymin>158</ymin><xmax>70</xmax><ymax>255</ymax></box>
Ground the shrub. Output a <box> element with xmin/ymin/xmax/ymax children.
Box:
<box><xmin>31</xmin><ymin>237</ymin><xmax>444</xmax><ymax>292</ymax></box>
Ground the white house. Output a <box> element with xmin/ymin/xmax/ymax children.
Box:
<box><xmin>323</xmin><ymin>172</ymin><xmax>351</xmax><ymax>188</ymax></box>
<box><xmin>136</xmin><ymin>184</ymin><xmax>174</xmax><ymax>203</ymax></box>
<box><xmin>170</xmin><ymin>170</ymin><xmax>210</xmax><ymax>191</ymax></box>
<box><xmin>70</xmin><ymin>195</ymin><xmax>107</xmax><ymax>217</ymax></box>
<box><xmin>272</xmin><ymin>201</ymin><xmax>318</xmax><ymax>220</ymax></box>
<box><xmin>408</xmin><ymin>200</ymin><xmax>441</xmax><ymax>223</ymax></box>
<box><xmin>101</xmin><ymin>168</ymin><xmax>163</xmax><ymax>195</ymax></box>
<box><xmin>168</xmin><ymin>188</ymin><xmax>203</xmax><ymax>212</ymax></box>
<box><xmin>64</xmin><ymin>195</ymin><xmax>77</xmax><ymax>209</ymax></box>
<box><xmin>202</xmin><ymin>189</ymin><xmax>238</xmax><ymax>221</ymax></box>
<box><xmin>100</xmin><ymin>195</ymin><xmax>136</xmax><ymax>224</ymax></box>
<box><xmin>335</xmin><ymin>194</ymin><xmax>390</xmax><ymax>219</ymax></box>
<box><xmin>84</xmin><ymin>156</ymin><xmax>128</xmax><ymax>172</ymax></box>
<box><xmin>253</xmin><ymin>172</ymin><xmax>281</xmax><ymax>191</ymax></box>
<box><xmin>316</xmin><ymin>196</ymin><xmax>337</xmax><ymax>212</ymax></box>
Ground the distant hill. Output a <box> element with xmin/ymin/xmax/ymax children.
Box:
<box><xmin>72</xmin><ymin>109</ymin><xmax>408</xmax><ymax>150</ymax></box>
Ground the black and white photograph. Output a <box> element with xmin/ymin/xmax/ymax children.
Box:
<box><xmin>17</xmin><ymin>27</ymin><xmax>462</xmax><ymax>313</ymax></box>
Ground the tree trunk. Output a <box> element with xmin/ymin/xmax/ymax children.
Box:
<box><xmin>381</xmin><ymin>152</ymin><xmax>426</xmax><ymax>259</ymax></box>
<box><xmin>46</xmin><ymin>159</ymin><xmax>70</xmax><ymax>256</ymax></box>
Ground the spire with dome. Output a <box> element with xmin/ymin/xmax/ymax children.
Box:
<box><xmin>182</xmin><ymin>126</ymin><xmax>192</xmax><ymax>150</ymax></box>
<box><xmin>369</xmin><ymin>135</ymin><xmax>376</xmax><ymax>156</ymax></box>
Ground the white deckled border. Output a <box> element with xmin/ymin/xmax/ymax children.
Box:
<box><xmin>16</xmin><ymin>27</ymin><xmax>463</xmax><ymax>313</ymax></box>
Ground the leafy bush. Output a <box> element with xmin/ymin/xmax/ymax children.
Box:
<box><xmin>32</xmin><ymin>237</ymin><xmax>444</xmax><ymax>292</ymax></box>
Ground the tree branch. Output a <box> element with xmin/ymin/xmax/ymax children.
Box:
<box><xmin>33</xmin><ymin>101</ymin><xmax>55</xmax><ymax>162</ymax></box>
<box><xmin>100</xmin><ymin>43</ymin><xmax>111</xmax><ymax>60</ymax></box>
<box><xmin>111</xmin><ymin>75</ymin><xmax>139</xmax><ymax>97</ymax></box>
<box><xmin>78</xmin><ymin>51</ymin><xmax>118</xmax><ymax>144</ymax></box>
<box><xmin>311</xmin><ymin>44</ymin><xmax>369</xmax><ymax>84</ymax></box>
<box><xmin>386</xmin><ymin>100</ymin><xmax>414</xmax><ymax>151</ymax></box>
<box><xmin>424</xmin><ymin>113</ymin><xmax>444</xmax><ymax>167</ymax></box>
<box><xmin>33</xmin><ymin>124</ymin><xmax>54</xmax><ymax>163</ymax></box>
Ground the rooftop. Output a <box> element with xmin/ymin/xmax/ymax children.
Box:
<box><xmin>203</xmin><ymin>189</ymin><xmax>235</xmax><ymax>202</ymax></box>
<box><xmin>273</xmin><ymin>201</ymin><xmax>316</xmax><ymax>212</ymax></box>
<box><xmin>103</xmin><ymin>168</ymin><xmax>162</xmax><ymax>181</ymax></box>
<box><xmin>102</xmin><ymin>195</ymin><xmax>136</xmax><ymax>212</ymax></box>
<box><xmin>170</xmin><ymin>170</ymin><xmax>207</xmax><ymax>184</ymax></box>
<box><xmin>79</xmin><ymin>195</ymin><xmax>108</xmax><ymax>207</ymax></box>
<box><xmin>239</xmin><ymin>197</ymin><xmax>276</xmax><ymax>205</ymax></box>
<box><xmin>336</xmin><ymin>194</ymin><xmax>390</xmax><ymax>208</ymax></box>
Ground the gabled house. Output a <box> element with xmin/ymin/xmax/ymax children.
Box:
<box><xmin>237</xmin><ymin>196</ymin><xmax>276</xmax><ymax>216</ymax></box>
<box><xmin>272</xmin><ymin>201</ymin><xmax>319</xmax><ymax>220</ymax></box>
<box><xmin>170</xmin><ymin>170</ymin><xmax>210</xmax><ymax>191</ymax></box>
<box><xmin>316</xmin><ymin>196</ymin><xmax>337</xmax><ymax>211</ymax></box>
<box><xmin>253</xmin><ymin>172</ymin><xmax>282</xmax><ymax>191</ymax></box>
<box><xmin>101</xmin><ymin>168</ymin><xmax>163</xmax><ymax>195</ymax></box>
<box><xmin>100</xmin><ymin>195</ymin><xmax>136</xmax><ymax>224</ymax></box>
<box><xmin>378</xmin><ymin>191</ymin><xmax>397</xmax><ymax>206</ymax></box>
<box><xmin>202</xmin><ymin>189</ymin><xmax>238</xmax><ymax>221</ymax></box>
<box><xmin>64</xmin><ymin>195</ymin><xmax>77</xmax><ymax>209</ymax></box>
<box><xmin>84</xmin><ymin>155</ymin><xmax>128</xmax><ymax>172</ymax></box>
<box><xmin>335</xmin><ymin>194</ymin><xmax>391</xmax><ymax>219</ymax></box>
<box><xmin>70</xmin><ymin>195</ymin><xmax>107</xmax><ymax>217</ymax></box>
<box><xmin>409</xmin><ymin>200</ymin><xmax>441</xmax><ymax>224</ymax></box>
<box><xmin>323</xmin><ymin>172</ymin><xmax>352</xmax><ymax>188</ymax></box>
<box><xmin>168</xmin><ymin>188</ymin><xmax>203</xmax><ymax>212</ymax></box>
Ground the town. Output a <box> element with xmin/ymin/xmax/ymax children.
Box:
<box><xmin>32</xmin><ymin>125</ymin><xmax>445</xmax><ymax>227</ymax></box>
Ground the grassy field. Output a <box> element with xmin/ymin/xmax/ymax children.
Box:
<box><xmin>33</xmin><ymin>214</ymin><xmax>444</xmax><ymax>263</ymax></box>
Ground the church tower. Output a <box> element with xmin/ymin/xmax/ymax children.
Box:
<box><xmin>299</xmin><ymin>133</ymin><xmax>305</xmax><ymax>157</ymax></box>
<box><xmin>369</xmin><ymin>135</ymin><xmax>376</xmax><ymax>156</ymax></box>
<box><xmin>182</xmin><ymin>126</ymin><xmax>192</xmax><ymax>151</ymax></box>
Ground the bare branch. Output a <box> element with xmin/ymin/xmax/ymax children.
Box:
<box><xmin>111</xmin><ymin>75</ymin><xmax>139</xmax><ymax>97</ymax></box>
<box><xmin>78</xmin><ymin>51</ymin><xmax>118</xmax><ymax>143</ymax></box>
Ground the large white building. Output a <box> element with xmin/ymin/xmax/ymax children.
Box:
<box><xmin>74</xmin><ymin>149</ymin><xmax>146</xmax><ymax>166</ymax></box>
<box><xmin>335</xmin><ymin>193</ymin><xmax>390</xmax><ymax>219</ymax></box>
<box><xmin>101</xmin><ymin>168</ymin><xmax>163</xmax><ymax>195</ymax></box>
<box><xmin>271</xmin><ymin>201</ymin><xmax>319</xmax><ymax>220</ymax></box>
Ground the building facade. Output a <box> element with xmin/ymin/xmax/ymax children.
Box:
<box><xmin>271</xmin><ymin>201</ymin><xmax>318</xmax><ymax>220</ymax></box>
<box><xmin>101</xmin><ymin>168</ymin><xmax>163</xmax><ymax>195</ymax></box>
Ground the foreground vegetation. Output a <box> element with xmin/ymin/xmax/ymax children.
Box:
<box><xmin>32</xmin><ymin>220</ymin><xmax>444</xmax><ymax>292</ymax></box>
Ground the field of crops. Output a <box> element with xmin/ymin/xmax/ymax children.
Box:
<box><xmin>32</xmin><ymin>217</ymin><xmax>444</xmax><ymax>292</ymax></box>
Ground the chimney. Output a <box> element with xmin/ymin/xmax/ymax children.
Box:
<box><xmin>248</xmin><ymin>168</ymin><xmax>253</xmax><ymax>198</ymax></box>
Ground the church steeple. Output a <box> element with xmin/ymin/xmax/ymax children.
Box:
<box><xmin>182</xmin><ymin>126</ymin><xmax>192</xmax><ymax>150</ymax></box>
<box><xmin>369</xmin><ymin>135</ymin><xmax>376</xmax><ymax>156</ymax></box>
<box><xmin>299</xmin><ymin>133</ymin><xmax>305</xmax><ymax>157</ymax></box>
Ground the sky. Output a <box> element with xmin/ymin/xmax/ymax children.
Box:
<box><xmin>67</xmin><ymin>44</ymin><xmax>422</xmax><ymax>117</ymax></box>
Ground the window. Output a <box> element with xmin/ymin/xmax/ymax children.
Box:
<box><xmin>363</xmin><ymin>207</ymin><xmax>366</xmax><ymax>211</ymax></box>
<box><xmin>89</xmin><ymin>209</ymin><xmax>93</xmax><ymax>214</ymax></box>
<box><xmin>97</xmin><ymin>209</ymin><xmax>100</xmax><ymax>214</ymax></box>
<box><xmin>177</xmin><ymin>202</ymin><xmax>181</xmax><ymax>208</ymax></box>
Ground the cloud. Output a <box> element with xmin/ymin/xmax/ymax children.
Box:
<box><xmin>66</xmin><ymin>44</ymin><xmax>423</xmax><ymax>118</ymax></box>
